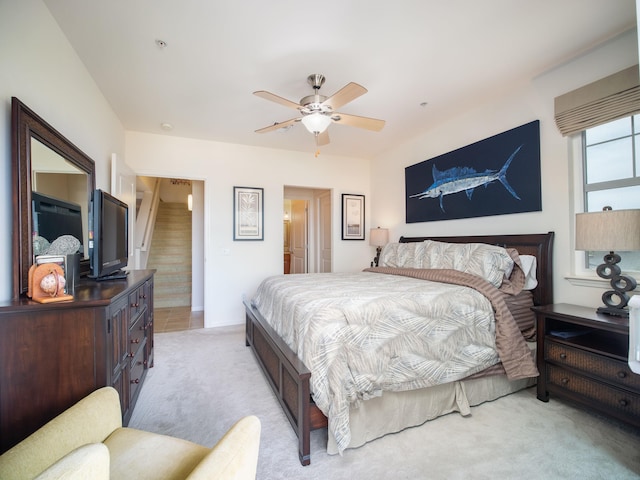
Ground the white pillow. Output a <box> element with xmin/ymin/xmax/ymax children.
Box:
<box><xmin>379</xmin><ymin>240</ymin><xmax>515</xmax><ymax>288</ymax></box>
<box><xmin>519</xmin><ymin>254</ymin><xmax>538</xmax><ymax>290</ymax></box>
<box><xmin>378</xmin><ymin>242</ymin><xmax>426</xmax><ymax>268</ymax></box>
<box><xmin>420</xmin><ymin>240</ymin><xmax>514</xmax><ymax>287</ymax></box>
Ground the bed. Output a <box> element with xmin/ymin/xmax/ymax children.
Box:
<box><xmin>244</xmin><ymin>232</ymin><xmax>554</xmax><ymax>465</ymax></box>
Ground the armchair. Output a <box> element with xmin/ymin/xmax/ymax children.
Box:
<box><xmin>0</xmin><ymin>387</ymin><xmax>261</xmax><ymax>480</ymax></box>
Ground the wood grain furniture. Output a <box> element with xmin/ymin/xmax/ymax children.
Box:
<box><xmin>533</xmin><ymin>303</ymin><xmax>640</xmax><ymax>428</ymax></box>
<box><xmin>0</xmin><ymin>270</ymin><xmax>155</xmax><ymax>454</ymax></box>
<box><xmin>0</xmin><ymin>387</ymin><xmax>261</xmax><ymax>480</ymax></box>
<box><xmin>245</xmin><ymin>232</ymin><xmax>554</xmax><ymax>465</ymax></box>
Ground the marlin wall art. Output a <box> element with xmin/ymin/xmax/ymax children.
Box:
<box><xmin>405</xmin><ymin>120</ymin><xmax>541</xmax><ymax>223</ymax></box>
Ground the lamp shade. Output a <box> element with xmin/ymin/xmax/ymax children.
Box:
<box><xmin>575</xmin><ymin>208</ymin><xmax>640</xmax><ymax>251</ymax></box>
<box><xmin>301</xmin><ymin>113</ymin><xmax>332</xmax><ymax>134</ymax></box>
<box><xmin>369</xmin><ymin>227</ymin><xmax>389</xmax><ymax>247</ymax></box>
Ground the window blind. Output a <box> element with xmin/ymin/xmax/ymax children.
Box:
<box><xmin>554</xmin><ymin>65</ymin><xmax>640</xmax><ymax>136</ymax></box>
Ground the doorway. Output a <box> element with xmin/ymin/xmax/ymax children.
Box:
<box><xmin>283</xmin><ymin>187</ymin><xmax>332</xmax><ymax>274</ymax></box>
<box><xmin>134</xmin><ymin>176</ymin><xmax>205</xmax><ymax>315</ymax></box>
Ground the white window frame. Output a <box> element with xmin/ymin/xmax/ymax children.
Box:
<box><xmin>567</xmin><ymin>134</ymin><xmax>603</xmax><ymax>288</ymax></box>
<box><xmin>567</xmin><ymin>123</ymin><xmax>640</xmax><ymax>289</ymax></box>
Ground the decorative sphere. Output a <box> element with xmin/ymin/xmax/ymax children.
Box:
<box><xmin>40</xmin><ymin>273</ymin><xmax>66</xmax><ymax>296</ymax></box>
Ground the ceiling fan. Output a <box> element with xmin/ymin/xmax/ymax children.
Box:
<box><xmin>253</xmin><ymin>74</ymin><xmax>385</xmax><ymax>146</ymax></box>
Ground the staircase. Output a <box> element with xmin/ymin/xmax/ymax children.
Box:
<box><xmin>147</xmin><ymin>202</ymin><xmax>192</xmax><ymax>308</ymax></box>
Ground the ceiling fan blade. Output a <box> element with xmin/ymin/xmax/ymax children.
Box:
<box><xmin>255</xmin><ymin>118</ymin><xmax>299</xmax><ymax>133</ymax></box>
<box><xmin>253</xmin><ymin>90</ymin><xmax>301</xmax><ymax>110</ymax></box>
<box><xmin>322</xmin><ymin>82</ymin><xmax>367</xmax><ymax>110</ymax></box>
<box><xmin>315</xmin><ymin>130</ymin><xmax>330</xmax><ymax>146</ymax></box>
<box><xmin>332</xmin><ymin>112</ymin><xmax>385</xmax><ymax>131</ymax></box>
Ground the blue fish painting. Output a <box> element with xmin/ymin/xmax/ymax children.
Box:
<box><xmin>410</xmin><ymin>145</ymin><xmax>523</xmax><ymax>212</ymax></box>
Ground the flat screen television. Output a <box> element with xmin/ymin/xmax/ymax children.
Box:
<box><xmin>32</xmin><ymin>191</ymin><xmax>84</xmax><ymax>254</ymax></box>
<box><xmin>88</xmin><ymin>189</ymin><xmax>129</xmax><ymax>280</ymax></box>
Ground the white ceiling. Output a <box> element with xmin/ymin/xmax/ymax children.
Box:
<box><xmin>43</xmin><ymin>0</ymin><xmax>636</xmax><ymax>159</ymax></box>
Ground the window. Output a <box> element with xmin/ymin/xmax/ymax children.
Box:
<box><xmin>582</xmin><ymin>115</ymin><xmax>640</xmax><ymax>272</ymax></box>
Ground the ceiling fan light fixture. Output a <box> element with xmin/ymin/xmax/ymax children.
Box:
<box><xmin>254</xmin><ymin>74</ymin><xmax>385</xmax><ymax>145</ymax></box>
<box><xmin>301</xmin><ymin>113</ymin><xmax>332</xmax><ymax>134</ymax></box>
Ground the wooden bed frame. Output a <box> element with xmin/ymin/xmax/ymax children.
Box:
<box><xmin>244</xmin><ymin>232</ymin><xmax>554</xmax><ymax>465</ymax></box>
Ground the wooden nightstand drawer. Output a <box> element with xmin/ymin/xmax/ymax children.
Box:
<box><xmin>545</xmin><ymin>339</ymin><xmax>640</xmax><ymax>391</ymax></box>
<box><xmin>534</xmin><ymin>304</ymin><xmax>640</xmax><ymax>429</ymax></box>
<box><xmin>547</xmin><ymin>364</ymin><xmax>640</xmax><ymax>419</ymax></box>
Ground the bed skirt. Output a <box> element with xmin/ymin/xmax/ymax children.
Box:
<box><xmin>327</xmin><ymin>347</ymin><xmax>536</xmax><ymax>454</ymax></box>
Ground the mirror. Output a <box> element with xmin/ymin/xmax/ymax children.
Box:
<box><xmin>11</xmin><ymin>97</ymin><xmax>95</xmax><ymax>298</ymax></box>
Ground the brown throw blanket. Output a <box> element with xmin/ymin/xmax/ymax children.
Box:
<box><xmin>363</xmin><ymin>266</ymin><xmax>539</xmax><ymax>380</ymax></box>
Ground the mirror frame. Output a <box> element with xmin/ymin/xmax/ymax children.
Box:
<box><xmin>11</xmin><ymin>97</ymin><xmax>96</xmax><ymax>299</ymax></box>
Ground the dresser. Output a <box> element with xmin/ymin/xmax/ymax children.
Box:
<box><xmin>0</xmin><ymin>270</ymin><xmax>155</xmax><ymax>453</ymax></box>
<box><xmin>532</xmin><ymin>303</ymin><xmax>640</xmax><ymax>428</ymax></box>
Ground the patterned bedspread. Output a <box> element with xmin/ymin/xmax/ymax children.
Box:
<box><xmin>251</xmin><ymin>269</ymin><xmax>537</xmax><ymax>453</ymax></box>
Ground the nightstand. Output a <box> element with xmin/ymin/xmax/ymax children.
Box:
<box><xmin>532</xmin><ymin>303</ymin><xmax>640</xmax><ymax>428</ymax></box>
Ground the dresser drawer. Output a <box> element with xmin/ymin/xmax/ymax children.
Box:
<box><xmin>129</xmin><ymin>346</ymin><xmax>146</xmax><ymax>402</ymax></box>
<box><xmin>128</xmin><ymin>282</ymin><xmax>151</xmax><ymax>321</ymax></box>
<box><xmin>547</xmin><ymin>364</ymin><xmax>640</xmax><ymax>419</ymax></box>
<box><xmin>129</xmin><ymin>314</ymin><xmax>146</xmax><ymax>361</ymax></box>
<box><xmin>545</xmin><ymin>339</ymin><xmax>640</xmax><ymax>391</ymax></box>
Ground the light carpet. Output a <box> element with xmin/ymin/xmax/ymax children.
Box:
<box><xmin>129</xmin><ymin>327</ymin><xmax>640</xmax><ymax>480</ymax></box>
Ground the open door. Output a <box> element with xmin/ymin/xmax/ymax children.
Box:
<box><xmin>318</xmin><ymin>192</ymin><xmax>332</xmax><ymax>273</ymax></box>
<box><xmin>284</xmin><ymin>187</ymin><xmax>331</xmax><ymax>273</ymax></box>
<box><xmin>290</xmin><ymin>199</ymin><xmax>308</xmax><ymax>274</ymax></box>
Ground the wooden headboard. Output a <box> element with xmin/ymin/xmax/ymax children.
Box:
<box><xmin>399</xmin><ymin>232</ymin><xmax>554</xmax><ymax>307</ymax></box>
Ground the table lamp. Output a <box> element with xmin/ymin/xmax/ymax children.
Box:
<box><xmin>369</xmin><ymin>227</ymin><xmax>389</xmax><ymax>267</ymax></box>
<box><xmin>575</xmin><ymin>207</ymin><xmax>640</xmax><ymax>317</ymax></box>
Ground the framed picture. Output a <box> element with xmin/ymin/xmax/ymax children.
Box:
<box><xmin>341</xmin><ymin>194</ymin><xmax>365</xmax><ymax>240</ymax></box>
<box><xmin>233</xmin><ymin>186</ymin><xmax>263</xmax><ymax>241</ymax></box>
<box><xmin>405</xmin><ymin>120</ymin><xmax>541</xmax><ymax>223</ymax></box>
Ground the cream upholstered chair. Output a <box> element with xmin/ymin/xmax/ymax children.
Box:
<box><xmin>0</xmin><ymin>387</ymin><xmax>261</xmax><ymax>480</ymax></box>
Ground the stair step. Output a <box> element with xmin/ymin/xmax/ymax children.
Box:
<box><xmin>154</xmin><ymin>284</ymin><xmax>192</xmax><ymax>296</ymax></box>
<box><xmin>155</xmin><ymin>294</ymin><xmax>191</xmax><ymax>309</ymax></box>
<box><xmin>155</xmin><ymin>272</ymin><xmax>192</xmax><ymax>283</ymax></box>
<box><xmin>153</xmin><ymin>230</ymin><xmax>189</xmax><ymax>237</ymax></box>
<box><xmin>148</xmin><ymin>201</ymin><xmax>193</xmax><ymax>309</ymax></box>
<box><xmin>149</xmin><ymin>259</ymin><xmax>191</xmax><ymax>267</ymax></box>
<box><xmin>149</xmin><ymin>244</ymin><xmax>190</xmax><ymax>251</ymax></box>
<box><xmin>155</xmin><ymin>215</ymin><xmax>191</xmax><ymax>222</ymax></box>
<box><xmin>148</xmin><ymin>248</ymin><xmax>191</xmax><ymax>258</ymax></box>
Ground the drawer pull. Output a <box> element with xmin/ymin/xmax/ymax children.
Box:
<box><xmin>619</xmin><ymin>399</ymin><xmax>629</xmax><ymax>407</ymax></box>
<box><xmin>131</xmin><ymin>303</ymin><xmax>139</xmax><ymax>308</ymax></box>
<box><xmin>617</xmin><ymin>371</ymin><xmax>627</xmax><ymax>379</ymax></box>
<box><xmin>131</xmin><ymin>338</ymin><xmax>140</xmax><ymax>344</ymax></box>
<box><xmin>131</xmin><ymin>378</ymin><xmax>140</xmax><ymax>384</ymax></box>
<box><xmin>140</xmin><ymin>294</ymin><xmax>147</xmax><ymax>299</ymax></box>
<box><xmin>561</xmin><ymin>377</ymin><xmax>569</xmax><ymax>385</ymax></box>
<box><xmin>559</xmin><ymin>353</ymin><xmax>567</xmax><ymax>360</ymax></box>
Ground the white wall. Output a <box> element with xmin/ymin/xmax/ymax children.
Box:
<box><xmin>125</xmin><ymin>132</ymin><xmax>371</xmax><ymax>327</ymax></box>
<box><xmin>2</xmin><ymin>0</ymin><xmax>637</xmax><ymax>321</ymax></box>
<box><xmin>0</xmin><ymin>0</ymin><xmax>125</xmax><ymax>301</ymax></box>
<box><xmin>370</xmin><ymin>29</ymin><xmax>639</xmax><ymax>310</ymax></box>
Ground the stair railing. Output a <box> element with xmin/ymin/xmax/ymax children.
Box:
<box><xmin>134</xmin><ymin>178</ymin><xmax>161</xmax><ymax>269</ymax></box>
